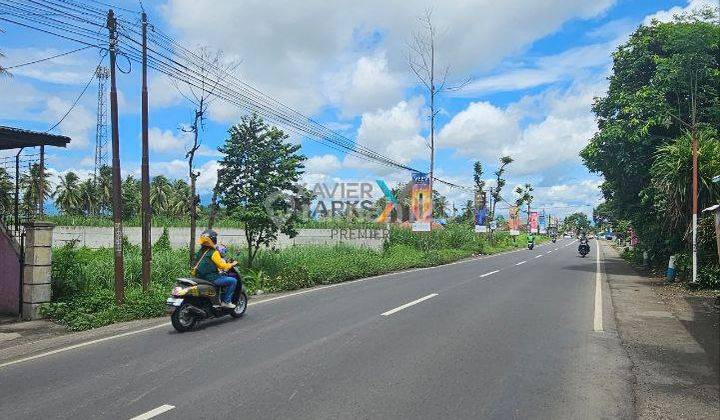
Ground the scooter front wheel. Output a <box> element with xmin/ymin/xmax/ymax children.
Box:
<box><xmin>171</xmin><ymin>302</ymin><xmax>198</xmax><ymax>332</ymax></box>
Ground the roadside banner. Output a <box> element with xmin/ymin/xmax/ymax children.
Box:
<box><xmin>539</xmin><ymin>211</ymin><xmax>546</xmax><ymax>234</ymax></box>
<box><xmin>508</xmin><ymin>206</ymin><xmax>520</xmax><ymax>230</ymax></box>
<box><xmin>475</xmin><ymin>207</ymin><xmax>488</xmax><ymax>225</ymax></box>
<box><xmin>530</xmin><ymin>211</ymin><xmax>539</xmax><ymax>233</ymax></box>
<box><xmin>410</xmin><ymin>171</ymin><xmax>432</xmax><ymax>231</ymax></box>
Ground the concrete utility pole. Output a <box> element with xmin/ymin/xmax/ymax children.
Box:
<box><xmin>107</xmin><ymin>9</ymin><xmax>124</xmax><ymax>304</ymax></box>
<box><xmin>140</xmin><ymin>11</ymin><xmax>151</xmax><ymax>292</ymax></box>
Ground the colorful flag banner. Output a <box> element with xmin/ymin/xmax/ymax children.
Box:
<box><xmin>508</xmin><ymin>206</ymin><xmax>520</xmax><ymax>230</ymax></box>
<box><xmin>530</xmin><ymin>211</ymin><xmax>539</xmax><ymax>233</ymax></box>
<box><xmin>411</xmin><ymin>171</ymin><xmax>432</xmax><ymax>231</ymax></box>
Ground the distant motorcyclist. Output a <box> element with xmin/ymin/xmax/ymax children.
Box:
<box><xmin>578</xmin><ymin>232</ymin><xmax>590</xmax><ymax>255</ymax></box>
<box><xmin>192</xmin><ymin>229</ymin><xmax>238</xmax><ymax>309</ymax></box>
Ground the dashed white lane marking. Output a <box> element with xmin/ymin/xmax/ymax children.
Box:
<box><xmin>594</xmin><ymin>240</ymin><xmax>603</xmax><ymax>332</ymax></box>
<box><xmin>515</xmin><ymin>261</ymin><xmax>527</xmax><ymax>266</ymax></box>
<box><xmin>1</xmin><ymin>243</ymin><xmax>533</xmax><ymax>370</ymax></box>
<box><xmin>382</xmin><ymin>294</ymin><xmax>438</xmax><ymax>316</ymax></box>
<box><xmin>129</xmin><ymin>404</ymin><xmax>175</xmax><ymax>420</ymax></box>
<box><xmin>546</xmin><ymin>250</ymin><xmax>553</xmax><ymax>254</ymax></box>
<box><xmin>479</xmin><ymin>269</ymin><xmax>500</xmax><ymax>278</ymax></box>
<box><xmin>534</xmin><ymin>255</ymin><xmax>542</xmax><ymax>259</ymax></box>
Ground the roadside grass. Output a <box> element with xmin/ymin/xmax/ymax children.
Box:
<box><xmin>42</xmin><ymin>225</ymin><xmax>542</xmax><ymax>331</ymax></box>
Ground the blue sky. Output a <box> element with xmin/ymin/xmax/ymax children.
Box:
<box><xmin>0</xmin><ymin>0</ymin><xmax>712</xmax><ymax>218</ymax></box>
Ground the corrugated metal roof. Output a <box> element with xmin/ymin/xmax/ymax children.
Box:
<box><xmin>0</xmin><ymin>126</ymin><xmax>71</xmax><ymax>150</ymax></box>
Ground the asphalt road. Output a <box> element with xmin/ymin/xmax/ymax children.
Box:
<box><xmin>0</xmin><ymin>238</ymin><xmax>634</xmax><ymax>419</ymax></box>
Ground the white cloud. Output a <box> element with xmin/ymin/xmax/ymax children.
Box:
<box><xmin>3</xmin><ymin>47</ymin><xmax>98</xmax><ymax>85</ymax></box>
<box><xmin>644</xmin><ymin>0</ymin><xmax>718</xmax><ymax>25</ymax></box>
<box><xmin>438</xmin><ymin>80</ymin><xmax>605</xmax><ymax>175</ymax></box>
<box><xmin>457</xmin><ymin>38</ymin><xmax>619</xmax><ymax>95</ymax></box>
<box><xmin>344</xmin><ymin>97</ymin><xmax>427</xmax><ymax>174</ymax></box>
<box><xmin>325</xmin><ymin>53</ymin><xmax>405</xmax><ymax>117</ymax></box>
<box><xmin>147</xmin><ymin>127</ymin><xmax>190</xmax><ymax>154</ymax></box>
<box><xmin>161</xmin><ymin>0</ymin><xmax>615</xmax><ymax>117</ymax></box>
<box><xmin>44</xmin><ymin>98</ymin><xmax>94</xmax><ymax>150</ymax></box>
<box><xmin>305</xmin><ymin>154</ymin><xmax>342</xmax><ymax>174</ymax></box>
<box><xmin>438</xmin><ymin>101</ymin><xmax>520</xmax><ymax>159</ymax></box>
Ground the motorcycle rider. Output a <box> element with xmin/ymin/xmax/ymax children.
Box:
<box><xmin>192</xmin><ymin>229</ymin><xmax>238</xmax><ymax>309</ymax></box>
<box><xmin>578</xmin><ymin>232</ymin><xmax>590</xmax><ymax>254</ymax></box>
<box><xmin>527</xmin><ymin>232</ymin><xmax>535</xmax><ymax>248</ymax></box>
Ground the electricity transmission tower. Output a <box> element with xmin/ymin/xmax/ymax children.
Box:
<box><xmin>93</xmin><ymin>65</ymin><xmax>110</xmax><ymax>179</ymax></box>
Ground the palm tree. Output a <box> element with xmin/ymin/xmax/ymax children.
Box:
<box><xmin>54</xmin><ymin>172</ymin><xmax>82</xmax><ymax>215</ymax></box>
<box><xmin>78</xmin><ymin>178</ymin><xmax>98</xmax><ymax>216</ymax></box>
<box><xmin>20</xmin><ymin>163</ymin><xmax>51</xmax><ymax>217</ymax></box>
<box><xmin>169</xmin><ymin>179</ymin><xmax>190</xmax><ymax>217</ymax></box>
<box><xmin>121</xmin><ymin>175</ymin><xmax>141</xmax><ymax>220</ymax></box>
<box><xmin>149</xmin><ymin>175</ymin><xmax>172</xmax><ymax>216</ymax></box>
<box><xmin>432</xmin><ymin>190</ymin><xmax>448</xmax><ymax>219</ymax></box>
<box><xmin>96</xmin><ymin>165</ymin><xmax>113</xmax><ymax>214</ymax></box>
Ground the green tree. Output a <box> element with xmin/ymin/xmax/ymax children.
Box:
<box><xmin>121</xmin><ymin>175</ymin><xmax>141</xmax><ymax>220</ymax></box>
<box><xmin>20</xmin><ymin>162</ymin><xmax>51</xmax><ymax>217</ymax></box>
<box><xmin>53</xmin><ymin>172</ymin><xmax>82</xmax><ymax>215</ymax></box>
<box><xmin>649</xmin><ymin>130</ymin><xmax>720</xmax><ymax>257</ymax></box>
<box><xmin>0</xmin><ymin>167</ymin><xmax>12</xmax><ymax>216</ymax></box>
<box><xmin>580</xmin><ymin>10</ymin><xmax>719</xmax><ymax>263</ymax></box>
<box><xmin>460</xmin><ymin>199</ymin><xmax>474</xmax><ymax>224</ymax></box>
<box><xmin>473</xmin><ymin>161</ymin><xmax>485</xmax><ymax>191</ymax></box>
<box><xmin>563</xmin><ymin>212</ymin><xmax>592</xmax><ymax>234</ymax></box>
<box><xmin>217</xmin><ymin>113</ymin><xmax>306</xmax><ymax>267</ymax></box>
<box><xmin>514</xmin><ymin>183</ymin><xmax>534</xmax><ymax>230</ymax></box>
<box><xmin>432</xmin><ymin>190</ymin><xmax>448</xmax><ymax>219</ymax></box>
<box><xmin>149</xmin><ymin>175</ymin><xmax>172</xmax><ymax>216</ymax></box>
<box><xmin>490</xmin><ymin>155</ymin><xmax>513</xmax><ymax>220</ymax></box>
<box><xmin>96</xmin><ymin>165</ymin><xmax>113</xmax><ymax>215</ymax></box>
<box><xmin>77</xmin><ymin>178</ymin><xmax>98</xmax><ymax>216</ymax></box>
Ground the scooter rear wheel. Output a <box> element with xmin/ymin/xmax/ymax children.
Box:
<box><xmin>230</xmin><ymin>292</ymin><xmax>248</xmax><ymax>318</ymax></box>
<box><xmin>171</xmin><ymin>302</ymin><xmax>197</xmax><ymax>332</ymax></box>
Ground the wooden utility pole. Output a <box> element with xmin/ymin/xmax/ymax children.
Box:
<box><xmin>140</xmin><ymin>11</ymin><xmax>151</xmax><ymax>292</ymax></box>
<box><xmin>107</xmin><ymin>9</ymin><xmax>124</xmax><ymax>304</ymax></box>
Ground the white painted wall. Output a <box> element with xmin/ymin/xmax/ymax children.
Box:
<box><xmin>53</xmin><ymin>226</ymin><xmax>388</xmax><ymax>251</ymax></box>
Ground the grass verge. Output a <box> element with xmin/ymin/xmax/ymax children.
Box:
<box><xmin>42</xmin><ymin>225</ymin><xmax>543</xmax><ymax>331</ymax></box>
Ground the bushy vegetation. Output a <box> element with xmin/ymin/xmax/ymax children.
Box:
<box><xmin>42</xmin><ymin>225</ymin><xmax>541</xmax><ymax>331</ymax></box>
<box><xmin>582</xmin><ymin>10</ymin><xmax>720</xmax><ymax>285</ymax></box>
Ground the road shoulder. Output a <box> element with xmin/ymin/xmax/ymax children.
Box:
<box><xmin>601</xmin><ymin>241</ymin><xmax>720</xmax><ymax>419</ymax></box>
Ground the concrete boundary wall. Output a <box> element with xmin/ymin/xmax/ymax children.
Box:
<box><xmin>53</xmin><ymin>226</ymin><xmax>388</xmax><ymax>251</ymax></box>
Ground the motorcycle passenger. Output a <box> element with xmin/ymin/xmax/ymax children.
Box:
<box><xmin>192</xmin><ymin>229</ymin><xmax>238</xmax><ymax>309</ymax></box>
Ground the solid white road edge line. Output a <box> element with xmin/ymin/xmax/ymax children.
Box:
<box><xmin>129</xmin><ymin>404</ymin><xmax>175</xmax><ymax>420</ymax></box>
<box><xmin>515</xmin><ymin>261</ymin><xmax>526</xmax><ymax>266</ymax></box>
<box><xmin>382</xmin><ymin>294</ymin><xmax>438</xmax><ymax>316</ymax></box>
<box><xmin>594</xmin><ymin>239</ymin><xmax>604</xmax><ymax>332</ymax></box>
<box><xmin>534</xmin><ymin>255</ymin><xmax>542</xmax><ymax>259</ymax></box>
<box><xmin>479</xmin><ymin>269</ymin><xmax>500</xmax><ymax>278</ymax></box>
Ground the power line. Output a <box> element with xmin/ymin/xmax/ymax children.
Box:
<box><xmin>47</xmin><ymin>50</ymin><xmax>107</xmax><ymax>133</ymax></box>
<box><xmin>5</xmin><ymin>45</ymin><xmax>92</xmax><ymax>69</ymax></box>
<box><xmin>0</xmin><ymin>0</ymin><xmax>476</xmax><ymax>191</ymax></box>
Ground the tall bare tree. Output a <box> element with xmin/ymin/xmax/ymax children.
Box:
<box><xmin>408</xmin><ymin>9</ymin><xmax>469</xmax><ymax>195</ymax></box>
<box><xmin>173</xmin><ymin>47</ymin><xmax>239</xmax><ymax>261</ymax></box>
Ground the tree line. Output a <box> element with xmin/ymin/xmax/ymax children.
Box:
<box><xmin>582</xmin><ymin>8</ymin><xmax>719</xmax><ymax>270</ymax></box>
